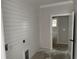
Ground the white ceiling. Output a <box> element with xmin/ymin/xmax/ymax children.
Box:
<box><xmin>28</xmin><ymin>0</ymin><xmax>73</xmax><ymax>6</ymax></box>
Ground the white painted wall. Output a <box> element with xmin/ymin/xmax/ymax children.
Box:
<box><xmin>2</xmin><ymin>0</ymin><xmax>40</xmax><ymax>59</ymax></box>
<box><xmin>39</xmin><ymin>2</ymin><xmax>73</xmax><ymax>49</ymax></box>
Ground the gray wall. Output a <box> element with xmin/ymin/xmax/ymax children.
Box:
<box><xmin>52</xmin><ymin>16</ymin><xmax>69</xmax><ymax>44</ymax></box>
<box><xmin>2</xmin><ymin>0</ymin><xmax>40</xmax><ymax>59</ymax></box>
<box><xmin>57</xmin><ymin>16</ymin><xmax>69</xmax><ymax>44</ymax></box>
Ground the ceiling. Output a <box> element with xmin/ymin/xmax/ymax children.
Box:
<box><xmin>28</xmin><ymin>0</ymin><xmax>73</xmax><ymax>6</ymax></box>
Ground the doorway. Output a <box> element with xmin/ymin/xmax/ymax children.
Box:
<box><xmin>50</xmin><ymin>13</ymin><xmax>74</xmax><ymax>59</ymax></box>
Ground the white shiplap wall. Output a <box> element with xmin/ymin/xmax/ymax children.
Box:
<box><xmin>2</xmin><ymin>0</ymin><xmax>40</xmax><ymax>59</ymax></box>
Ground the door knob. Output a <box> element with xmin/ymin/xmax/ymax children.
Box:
<box><xmin>5</xmin><ymin>44</ymin><xmax>8</xmax><ymax>51</ymax></box>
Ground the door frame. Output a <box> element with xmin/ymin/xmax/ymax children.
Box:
<box><xmin>1</xmin><ymin>9</ymin><xmax>6</xmax><ymax>59</ymax></box>
<box><xmin>49</xmin><ymin>12</ymin><xmax>74</xmax><ymax>59</ymax></box>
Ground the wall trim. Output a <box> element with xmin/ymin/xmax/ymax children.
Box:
<box><xmin>40</xmin><ymin>1</ymin><xmax>73</xmax><ymax>8</ymax></box>
<box><xmin>50</xmin><ymin>13</ymin><xmax>71</xmax><ymax>17</ymax></box>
